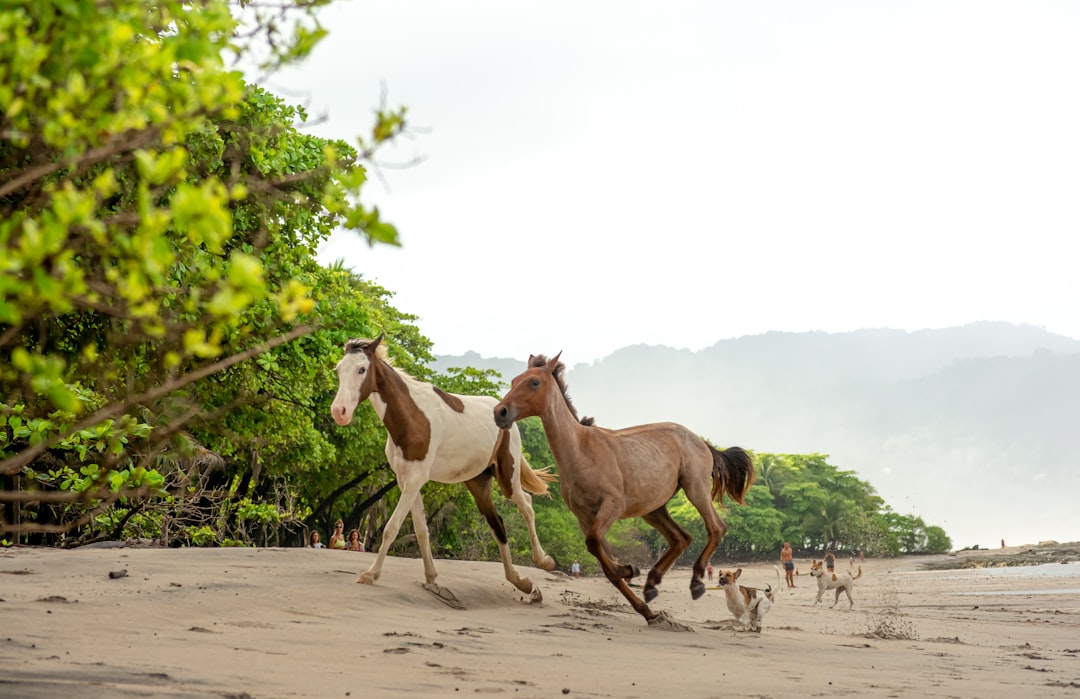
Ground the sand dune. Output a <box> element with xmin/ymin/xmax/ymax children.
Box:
<box><xmin>2</xmin><ymin>545</ymin><xmax>1078</xmax><ymax>698</ymax></box>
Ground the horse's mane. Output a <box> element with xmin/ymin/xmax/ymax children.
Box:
<box><xmin>530</xmin><ymin>355</ymin><xmax>594</xmax><ymax>426</ymax></box>
<box><xmin>345</xmin><ymin>337</ymin><xmax>391</xmax><ymax>363</ymax></box>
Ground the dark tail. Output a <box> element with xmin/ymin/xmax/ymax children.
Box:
<box><xmin>708</xmin><ymin>444</ymin><xmax>755</xmax><ymax>505</ymax></box>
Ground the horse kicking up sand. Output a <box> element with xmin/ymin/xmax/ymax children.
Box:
<box><xmin>494</xmin><ymin>352</ymin><xmax>754</xmax><ymax>627</ymax></box>
<box><xmin>331</xmin><ymin>334</ymin><xmax>555</xmax><ymax>603</ymax></box>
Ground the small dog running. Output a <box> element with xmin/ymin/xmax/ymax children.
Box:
<box><xmin>717</xmin><ymin>567</ymin><xmax>781</xmax><ymax>632</ymax></box>
<box><xmin>809</xmin><ymin>559</ymin><xmax>862</xmax><ymax>608</ymax></box>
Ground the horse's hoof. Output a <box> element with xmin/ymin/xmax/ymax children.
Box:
<box><xmin>690</xmin><ymin>580</ymin><xmax>705</xmax><ymax>600</ymax></box>
<box><xmin>646</xmin><ymin>612</ymin><xmax>695</xmax><ymax>632</ymax></box>
<box><xmin>644</xmin><ymin>587</ymin><xmax>658</xmax><ymax>603</ymax></box>
<box><xmin>356</xmin><ymin>572</ymin><xmax>377</xmax><ymax>585</ymax></box>
<box><xmin>528</xmin><ymin>586</ymin><xmax>543</xmax><ymax>604</ymax></box>
<box><xmin>539</xmin><ymin>555</ymin><xmax>556</xmax><ymax>572</ymax></box>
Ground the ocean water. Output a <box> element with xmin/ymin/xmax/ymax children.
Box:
<box><xmin>898</xmin><ymin>560</ymin><xmax>1080</xmax><ymax>596</ymax></box>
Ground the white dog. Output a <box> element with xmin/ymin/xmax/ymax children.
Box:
<box><xmin>810</xmin><ymin>559</ymin><xmax>862</xmax><ymax>608</ymax></box>
<box><xmin>717</xmin><ymin>567</ymin><xmax>781</xmax><ymax>632</ymax></box>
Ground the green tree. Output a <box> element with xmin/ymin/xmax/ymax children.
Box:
<box><xmin>1</xmin><ymin>0</ymin><xmax>406</xmax><ymax>541</ymax></box>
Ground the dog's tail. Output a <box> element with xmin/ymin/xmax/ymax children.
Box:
<box><xmin>768</xmin><ymin>566</ymin><xmax>782</xmax><ymax>600</ymax></box>
<box><xmin>851</xmin><ymin>566</ymin><xmax>863</xmax><ymax>581</ymax></box>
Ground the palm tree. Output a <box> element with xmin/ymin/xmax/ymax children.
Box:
<box><xmin>756</xmin><ymin>454</ymin><xmax>796</xmax><ymax>498</ymax></box>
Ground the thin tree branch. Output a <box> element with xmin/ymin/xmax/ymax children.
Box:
<box><xmin>0</xmin><ymin>324</ymin><xmax>316</xmax><ymax>476</ymax></box>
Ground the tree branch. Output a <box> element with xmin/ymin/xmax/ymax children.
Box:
<box><xmin>0</xmin><ymin>324</ymin><xmax>316</xmax><ymax>476</ymax></box>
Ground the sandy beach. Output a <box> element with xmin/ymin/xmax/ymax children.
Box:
<box><xmin>2</xmin><ymin>544</ymin><xmax>1078</xmax><ymax>698</ymax></box>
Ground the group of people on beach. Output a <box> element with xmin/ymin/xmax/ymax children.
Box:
<box><xmin>779</xmin><ymin>541</ymin><xmax>862</xmax><ymax>587</ymax></box>
<box><xmin>307</xmin><ymin>519</ymin><xmax>365</xmax><ymax>552</ymax></box>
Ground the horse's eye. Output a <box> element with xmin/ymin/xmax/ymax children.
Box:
<box><xmin>358</xmin><ymin>367</ymin><xmax>366</xmax><ymax>375</ymax></box>
<box><xmin>530</xmin><ymin>378</ymin><xmax>540</xmax><ymax>388</ymax></box>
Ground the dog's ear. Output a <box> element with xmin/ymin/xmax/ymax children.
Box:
<box><xmin>734</xmin><ymin>568</ymin><xmax>742</xmax><ymax>579</ymax></box>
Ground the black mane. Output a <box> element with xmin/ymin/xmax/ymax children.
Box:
<box><xmin>530</xmin><ymin>355</ymin><xmax>595</xmax><ymax>426</ymax></box>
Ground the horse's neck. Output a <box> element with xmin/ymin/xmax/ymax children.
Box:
<box><xmin>370</xmin><ymin>363</ymin><xmax>427</xmax><ymax>426</ymax></box>
<box><xmin>538</xmin><ymin>394</ymin><xmax>588</xmax><ymax>469</ymax></box>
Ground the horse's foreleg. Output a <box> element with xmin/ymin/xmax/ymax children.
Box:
<box><xmin>597</xmin><ymin>538</ymin><xmax>638</xmax><ymax>581</ymax></box>
<box><xmin>409</xmin><ymin>494</ymin><xmax>437</xmax><ymax>584</ymax></box>
<box><xmin>585</xmin><ymin>503</ymin><xmax>656</xmax><ymax>623</ymax></box>
<box><xmin>358</xmin><ymin>477</ymin><xmax>424</xmax><ymax>585</ymax></box>
<box><xmin>640</xmin><ymin>507</ymin><xmax>691</xmax><ymax>603</ymax></box>
<box><xmin>465</xmin><ymin>474</ymin><xmax>537</xmax><ymax>599</ymax></box>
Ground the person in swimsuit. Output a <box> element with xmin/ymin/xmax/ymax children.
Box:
<box><xmin>780</xmin><ymin>541</ymin><xmax>795</xmax><ymax>588</ymax></box>
<box><xmin>346</xmin><ymin>529</ymin><xmax>365</xmax><ymax>552</ymax></box>
<box><xmin>329</xmin><ymin>520</ymin><xmax>347</xmax><ymax>550</ymax></box>
<box><xmin>824</xmin><ymin>548</ymin><xmax>836</xmax><ymax>572</ymax></box>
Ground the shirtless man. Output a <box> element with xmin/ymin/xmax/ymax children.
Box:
<box><xmin>780</xmin><ymin>541</ymin><xmax>795</xmax><ymax>588</ymax></box>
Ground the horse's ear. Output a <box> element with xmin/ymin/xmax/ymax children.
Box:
<box><xmin>527</xmin><ymin>354</ymin><xmax>536</xmax><ymax>366</ymax></box>
<box><xmin>368</xmin><ymin>332</ymin><xmax>384</xmax><ymax>354</ymax></box>
<box><xmin>547</xmin><ymin>351</ymin><xmax>562</xmax><ymax>370</ymax></box>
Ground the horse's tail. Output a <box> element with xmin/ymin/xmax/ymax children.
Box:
<box><xmin>708</xmin><ymin>444</ymin><xmax>755</xmax><ymax>505</ymax></box>
<box><xmin>519</xmin><ymin>456</ymin><xmax>557</xmax><ymax>496</ymax></box>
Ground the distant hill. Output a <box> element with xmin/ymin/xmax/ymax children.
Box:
<box><xmin>433</xmin><ymin>323</ymin><xmax>1080</xmax><ymax>549</ymax></box>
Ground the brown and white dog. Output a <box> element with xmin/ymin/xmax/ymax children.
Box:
<box><xmin>717</xmin><ymin>567</ymin><xmax>781</xmax><ymax>632</ymax></box>
<box><xmin>809</xmin><ymin>559</ymin><xmax>862</xmax><ymax>608</ymax></box>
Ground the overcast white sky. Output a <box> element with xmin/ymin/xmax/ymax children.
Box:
<box><xmin>271</xmin><ymin>0</ymin><xmax>1080</xmax><ymax>365</ymax></box>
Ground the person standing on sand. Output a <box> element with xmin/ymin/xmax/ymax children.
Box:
<box><xmin>707</xmin><ymin>562</ymin><xmax>714</xmax><ymax>582</ymax></box>
<box><xmin>571</xmin><ymin>560</ymin><xmax>581</xmax><ymax>578</ymax></box>
<box><xmin>347</xmin><ymin>529</ymin><xmax>365</xmax><ymax>552</ymax></box>
<box><xmin>308</xmin><ymin>531</ymin><xmax>325</xmax><ymax>549</ymax></box>
<box><xmin>824</xmin><ymin>548</ymin><xmax>836</xmax><ymax>573</ymax></box>
<box><xmin>780</xmin><ymin>542</ymin><xmax>795</xmax><ymax>588</ymax></box>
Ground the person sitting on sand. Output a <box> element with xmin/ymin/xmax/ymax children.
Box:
<box><xmin>329</xmin><ymin>520</ymin><xmax>346</xmax><ymax>550</ymax></box>
<box><xmin>346</xmin><ymin>529</ymin><xmax>365</xmax><ymax>552</ymax></box>
<box><xmin>308</xmin><ymin>531</ymin><xmax>325</xmax><ymax>549</ymax></box>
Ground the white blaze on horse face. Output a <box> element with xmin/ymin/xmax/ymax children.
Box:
<box><xmin>331</xmin><ymin>350</ymin><xmax>372</xmax><ymax>425</ymax></box>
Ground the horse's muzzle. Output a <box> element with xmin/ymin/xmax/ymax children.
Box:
<box><xmin>332</xmin><ymin>404</ymin><xmax>353</xmax><ymax>426</ymax></box>
<box><xmin>493</xmin><ymin>404</ymin><xmax>517</xmax><ymax>429</ymax></box>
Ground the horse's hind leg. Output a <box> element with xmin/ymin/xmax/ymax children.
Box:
<box><xmin>496</xmin><ymin>433</ymin><xmax>555</xmax><ymax>572</ymax></box>
<box><xmin>680</xmin><ymin>475</ymin><xmax>728</xmax><ymax>601</ymax></box>
<box><xmin>507</xmin><ymin>471</ymin><xmax>555</xmax><ymax>571</ymax></box>
<box><xmin>640</xmin><ymin>507</ymin><xmax>691</xmax><ymax>603</ymax></box>
<box><xmin>465</xmin><ymin>471</ymin><xmax>538</xmax><ymax>599</ymax></box>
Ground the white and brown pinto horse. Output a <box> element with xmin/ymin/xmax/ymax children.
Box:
<box><xmin>331</xmin><ymin>335</ymin><xmax>555</xmax><ymax>602</ymax></box>
<box><xmin>494</xmin><ymin>353</ymin><xmax>754</xmax><ymax>627</ymax></box>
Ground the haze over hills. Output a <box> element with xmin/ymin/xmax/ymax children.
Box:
<box><xmin>433</xmin><ymin>323</ymin><xmax>1080</xmax><ymax>550</ymax></box>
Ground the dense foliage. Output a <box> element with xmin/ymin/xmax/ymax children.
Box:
<box><xmin>1</xmin><ymin>0</ymin><xmax>950</xmax><ymax>565</ymax></box>
<box><xmin>0</xmin><ymin>0</ymin><xmax>405</xmax><ymax>544</ymax></box>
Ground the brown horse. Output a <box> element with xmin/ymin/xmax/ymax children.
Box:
<box><xmin>494</xmin><ymin>353</ymin><xmax>754</xmax><ymax>627</ymax></box>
